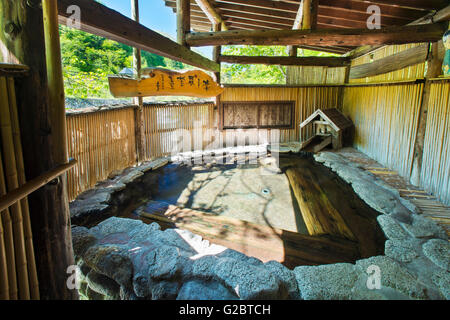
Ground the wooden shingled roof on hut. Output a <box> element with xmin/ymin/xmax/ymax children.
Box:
<box><xmin>300</xmin><ymin>108</ymin><xmax>353</xmax><ymax>132</ymax></box>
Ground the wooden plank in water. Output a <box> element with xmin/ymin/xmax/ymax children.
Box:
<box><xmin>285</xmin><ymin>166</ymin><xmax>356</xmax><ymax>240</ymax></box>
<box><xmin>140</xmin><ymin>205</ymin><xmax>360</xmax><ymax>268</ymax></box>
<box><xmin>286</xmin><ymin>159</ymin><xmax>386</xmax><ymax>258</ymax></box>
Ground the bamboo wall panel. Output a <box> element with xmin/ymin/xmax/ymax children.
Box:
<box><xmin>0</xmin><ymin>76</ymin><xmax>39</xmax><ymax>300</ymax></box>
<box><xmin>350</xmin><ymin>44</ymin><xmax>427</xmax><ymax>84</ymax></box>
<box><xmin>420</xmin><ymin>81</ymin><xmax>450</xmax><ymax>205</ymax></box>
<box><xmin>221</xmin><ymin>86</ymin><xmax>341</xmax><ymax>144</ymax></box>
<box><xmin>342</xmin><ymin>83</ymin><xmax>424</xmax><ymax>179</ymax></box>
<box><xmin>66</xmin><ymin>108</ymin><xmax>136</xmax><ymax>201</ymax></box>
<box><xmin>286</xmin><ymin>66</ymin><xmax>347</xmax><ymax>85</ymax></box>
<box><xmin>143</xmin><ymin>103</ymin><xmax>215</xmax><ymax>159</ymax></box>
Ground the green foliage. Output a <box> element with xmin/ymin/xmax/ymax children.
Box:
<box><xmin>60</xmin><ymin>26</ymin><xmax>188</xmax><ymax>98</ymax></box>
<box><xmin>221</xmin><ymin>46</ymin><xmax>288</xmax><ymax>84</ymax></box>
<box><xmin>60</xmin><ymin>25</ymin><xmax>341</xmax><ymax>97</ymax></box>
<box><xmin>221</xmin><ymin>45</ymin><xmax>339</xmax><ymax>84</ymax></box>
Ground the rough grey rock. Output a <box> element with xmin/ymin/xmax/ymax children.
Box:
<box><xmin>377</xmin><ymin>215</ymin><xmax>410</xmax><ymax>240</ymax></box>
<box><xmin>83</xmin><ymin>244</ymin><xmax>133</xmax><ymax>289</ymax></box>
<box><xmin>385</xmin><ymin>239</ymin><xmax>422</xmax><ymax>263</ymax></box>
<box><xmin>215</xmin><ymin>249</ymin><xmax>264</xmax><ymax>267</ymax></box>
<box><xmin>177</xmin><ymin>280</ymin><xmax>238</xmax><ymax>300</ymax></box>
<box><xmin>138</xmin><ymin>158</ymin><xmax>169</xmax><ymax>173</ymax></box>
<box><xmin>213</xmin><ymin>258</ymin><xmax>284</xmax><ymax>300</ymax></box>
<box><xmin>191</xmin><ymin>255</ymin><xmax>219</xmax><ymax>280</ymax></box>
<box><xmin>350</xmin><ymin>275</ymin><xmax>411</xmax><ymax>300</ymax></box>
<box><xmin>431</xmin><ymin>269</ymin><xmax>450</xmax><ymax>299</ymax></box>
<box><xmin>70</xmin><ymin>202</ymin><xmax>110</xmax><ymax>223</ymax></box>
<box><xmin>147</xmin><ymin>246</ymin><xmax>193</xmax><ymax>280</ymax></box>
<box><xmin>150</xmin><ymin>280</ymin><xmax>180</xmax><ymax>300</ymax></box>
<box><xmin>85</xmin><ymin>286</ymin><xmax>108</xmax><ymax>300</ymax></box>
<box><xmin>402</xmin><ymin>214</ymin><xmax>447</xmax><ymax>240</ymax></box>
<box><xmin>294</xmin><ymin>263</ymin><xmax>358</xmax><ymax>300</ymax></box>
<box><xmin>264</xmin><ymin>261</ymin><xmax>300</xmax><ymax>300</ymax></box>
<box><xmin>355</xmin><ymin>256</ymin><xmax>429</xmax><ymax>299</ymax></box>
<box><xmin>422</xmin><ymin>239</ymin><xmax>450</xmax><ymax>271</ymax></box>
<box><xmin>90</xmin><ymin>216</ymin><xmax>143</xmax><ymax>238</ymax></box>
<box><xmin>119</xmin><ymin>170</ymin><xmax>144</xmax><ymax>185</ymax></box>
<box><xmin>86</xmin><ymin>270</ymin><xmax>120</xmax><ymax>298</ymax></box>
<box><xmin>87</xmin><ymin>191</ymin><xmax>112</xmax><ymax>204</ymax></box>
<box><xmin>314</xmin><ymin>152</ymin><xmax>418</xmax><ymax>218</ymax></box>
<box><xmin>71</xmin><ymin>227</ymin><xmax>98</xmax><ymax>257</ymax></box>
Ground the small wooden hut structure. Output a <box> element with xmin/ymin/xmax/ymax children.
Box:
<box><xmin>299</xmin><ymin>108</ymin><xmax>353</xmax><ymax>152</ymax></box>
<box><xmin>0</xmin><ymin>0</ymin><xmax>449</xmax><ymax>300</ymax></box>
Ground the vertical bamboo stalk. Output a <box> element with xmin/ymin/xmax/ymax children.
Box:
<box><xmin>6</xmin><ymin>78</ymin><xmax>39</xmax><ymax>299</ymax></box>
<box><xmin>0</xmin><ymin>77</ymin><xmax>30</xmax><ymax>300</ymax></box>
<box><xmin>0</xmin><ymin>210</ymin><xmax>9</xmax><ymax>300</ymax></box>
<box><xmin>0</xmin><ymin>150</ymin><xmax>14</xmax><ymax>300</ymax></box>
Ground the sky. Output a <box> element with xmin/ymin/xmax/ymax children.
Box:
<box><xmin>101</xmin><ymin>0</ymin><xmax>213</xmax><ymax>59</ymax></box>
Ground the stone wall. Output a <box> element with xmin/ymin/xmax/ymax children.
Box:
<box><xmin>71</xmin><ymin>152</ymin><xmax>449</xmax><ymax>300</ymax></box>
<box><xmin>70</xmin><ymin>158</ymin><xmax>169</xmax><ymax>227</ymax></box>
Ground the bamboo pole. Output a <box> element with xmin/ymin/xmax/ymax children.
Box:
<box><xmin>0</xmin><ymin>208</ymin><xmax>9</xmax><ymax>300</ymax></box>
<box><xmin>6</xmin><ymin>78</ymin><xmax>39</xmax><ymax>300</ymax></box>
<box><xmin>0</xmin><ymin>77</ymin><xmax>30</xmax><ymax>300</ymax></box>
<box><xmin>0</xmin><ymin>151</ymin><xmax>13</xmax><ymax>300</ymax></box>
<box><xmin>0</xmin><ymin>160</ymin><xmax>78</xmax><ymax>214</ymax></box>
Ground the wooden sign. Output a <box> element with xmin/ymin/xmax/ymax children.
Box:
<box><xmin>108</xmin><ymin>68</ymin><xmax>224</xmax><ymax>98</ymax></box>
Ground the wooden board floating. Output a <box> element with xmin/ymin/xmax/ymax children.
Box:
<box><xmin>108</xmin><ymin>68</ymin><xmax>224</xmax><ymax>98</ymax></box>
<box><xmin>139</xmin><ymin>204</ymin><xmax>360</xmax><ymax>268</ymax></box>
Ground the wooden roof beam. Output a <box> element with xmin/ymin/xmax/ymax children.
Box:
<box><xmin>349</xmin><ymin>42</ymin><xmax>445</xmax><ymax>79</ymax></box>
<box><xmin>194</xmin><ymin>0</ymin><xmax>228</xmax><ymax>31</ymax></box>
<box><xmin>57</xmin><ymin>0</ymin><xmax>219</xmax><ymax>72</ymax></box>
<box><xmin>359</xmin><ymin>0</ymin><xmax>448</xmax><ymax>11</ymax></box>
<box><xmin>185</xmin><ymin>23</ymin><xmax>447</xmax><ymax>47</ymax></box>
<box><xmin>166</xmin><ymin>0</ymin><xmax>297</xmax><ymax>20</ymax></box>
<box><xmin>219</xmin><ymin>55</ymin><xmax>351</xmax><ymax>67</ymax></box>
<box><xmin>346</xmin><ymin>5</ymin><xmax>450</xmax><ymax>59</ymax></box>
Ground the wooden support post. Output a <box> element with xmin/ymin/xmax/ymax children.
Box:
<box><xmin>212</xmin><ymin>23</ymin><xmax>222</xmax><ymax>131</ymax></box>
<box><xmin>287</xmin><ymin>0</ymin><xmax>318</xmax><ymax>81</ymax></box>
<box><xmin>287</xmin><ymin>46</ymin><xmax>298</xmax><ymax>57</ymax></box>
<box><xmin>410</xmin><ymin>42</ymin><xmax>444</xmax><ymax>186</ymax></box>
<box><xmin>176</xmin><ymin>0</ymin><xmax>191</xmax><ymax>47</ymax></box>
<box><xmin>132</xmin><ymin>0</ymin><xmax>145</xmax><ymax>163</ymax></box>
<box><xmin>212</xmin><ymin>23</ymin><xmax>221</xmax><ymax>83</ymax></box>
<box><xmin>338</xmin><ymin>66</ymin><xmax>351</xmax><ymax>110</ymax></box>
<box><xmin>1</xmin><ymin>0</ymin><xmax>77</xmax><ymax>299</ymax></box>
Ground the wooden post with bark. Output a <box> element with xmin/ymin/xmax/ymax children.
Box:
<box><xmin>132</xmin><ymin>0</ymin><xmax>146</xmax><ymax>164</ymax></box>
<box><xmin>410</xmin><ymin>42</ymin><xmax>444</xmax><ymax>186</ymax></box>
<box><xmin>0</xmin><ymin>0</ymin><xmax>77</xmax><ymax>299</ymax></box>
<box><xmin>176</xmin><ymin>0</ymin><xmax>191</xmax><ymax>47</ymax></box>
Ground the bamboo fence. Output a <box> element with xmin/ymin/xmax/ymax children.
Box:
<box><xmin>420</xmin><ymin>80</ymin><xmax>450</xmax><ymax>205</ymax></box>
<box><xmin>342</xmin><ymin>83</ymin><xmax>424</xmax><ymax>179</ymax></box>
<box><xmin>349</xmin><ymin>44</ymin><xmax>427</xmax><ymax>84</ymax></box>
<box><xmin>0</xmin><ymin>76</ymin><xmax>39</xmax><ymax>300</ymax></box>
<box><xmin>66</xmin><ymin>107</ymin><xmax>136</xmax><ymax>200</ymax></box>
<box><xmin>143</xmin><ymin>102</ymin><xmax>215</xmax><ymax>160</ymax></box>
<box><xmin>286</xmin><ymin>66</ymin><xmax>347</xmax><ymax>85</ymax></box>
